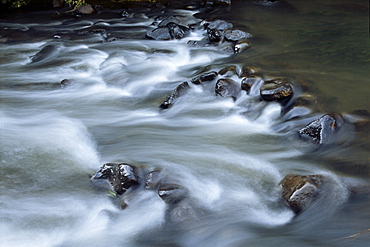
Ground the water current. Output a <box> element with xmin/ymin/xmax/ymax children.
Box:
<box><xmin>1</xmin><ymin>0</ymin><xmax>369</xmax><ymax>246</ymax></box>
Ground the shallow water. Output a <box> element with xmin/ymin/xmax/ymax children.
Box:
<box><xmin>1</xmin><ymin>0</ymin><xmax>369</xmax><ymax>246</ymax></box>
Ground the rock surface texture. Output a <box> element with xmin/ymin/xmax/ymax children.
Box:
<box><xmin>280</xmin><ymin>174</ymin><xmax>324</xmax><ymax>214</ymax></box>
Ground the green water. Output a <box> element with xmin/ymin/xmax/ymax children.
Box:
<box><xmin>229</xmin><ymin>0</ymin><xmax>370</xmax><ymax>112</ymax></box>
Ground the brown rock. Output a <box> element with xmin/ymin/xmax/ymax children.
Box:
<box><xmin>280</xmin><ymin>174</ymin><xmax>323</xmax><ymax>213</ymax></box>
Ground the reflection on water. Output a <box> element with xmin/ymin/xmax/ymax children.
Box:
<box><xmin>1</xmin><ymin>0</ymin><xmax>369</xmax><ymax>246</ymax></box>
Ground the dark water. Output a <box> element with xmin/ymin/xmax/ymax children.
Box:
<box><xmin>1</xmin><ymin>0</ymin><xmax>369</xmax><ymax>246</ymax></box>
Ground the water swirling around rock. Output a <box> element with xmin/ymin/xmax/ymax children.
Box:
<box><xmin>1</xmin><ymin>1</ymin><xmax>369</xmax><ymax>246</ymax></box>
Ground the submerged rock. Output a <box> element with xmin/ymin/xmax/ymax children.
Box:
<box><xmin>218</xmin><ymin>66</ymin><xmax>238</xmax><ymax>77</ymax></box>
<box><xmin>241</xmin><ymin>75</ymin><xmax>264</xmax><ymax>94</ymax></box>
<box><xmin>30</xmin><ymin>43</ymin><xmax>61</xmax><ymax>63</ymax></box>
<box><xmin>187</xmin><ymin>38</ymin><xmax>210</xmax><ymax>47</ymax></box>
<box><xmin>165</xmin><ymin>200</ymin><xmax>204</xmax><ymax>224</ymax></box>
<box><xmin>158</xmin><ymin>183</ymin><xmax>189</xmax><ymax>204</ymax></box>
<box><xmin>240</xmin><ymin>66</ymin><xmax>259</xmax><ymax>77</ymax></box>
<box><xmin>160</xmin><ymin>81</ymin><xmax>190</xmax><ymax>109</ymax></box>
<box><xmin>215</xmin><ymin>78</ymin><xmax>240</xmax><ymax>100</ymax></box>
<box><xmin>298</xmin><ymin>113</ymin><xmax>345</xmax><ymax>145</ymax></box>
<box><xmin>260</xmin><ymin>79</ymin><xmax>294</xmax><ymax>103</ymax></box>
<box><xmin>146</xmin><ymin>27</ymin><xmax>172</xmax><ymax>40</ymax></box>
<box><xmin>91</xmin><ymin>163</ymin><xmax>139</xmax><ymax>195</ymax></box>
<box><xmin>145</xmin><ymin>170</ymin><xmax>163</xmax><ymax>190</ymax></box>
<box><xmin>280</xmin><ymin>174</ymin><xmax>324</xmax><ymax>214</ymax></box>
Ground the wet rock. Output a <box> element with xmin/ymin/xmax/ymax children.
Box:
<box><xmin>207</xmin><ymin>28</ymin><xmax>222</xmax><ymax>42</ymax></box>
<box><xmin>218</xmin><ymin>42</ymin><xmax>235</xmax><ymax>54</ymax></box>
<box><xmin>191</xmin><ymin>71</ymin><xmax>218</xmax><ymax>85</ymax></box>
<box><xmin>234</xmin><ymin>39</ymin><xmax>251</xmax><ymax>53</ymax></box>
<box><xmin>77</xmin><ymin>4</ymin><xmax>95</xmax><ymax>15</ymax></box>
<box><xmin>280</xmin><ymin>174</ymin><xmax>324</xmax><ymax>214</ymax></box>
<box><xmin>158</xmin><ymin>16</ymin><xmax>182</xmax><ymax>27</ymax></box>
<box><xmin>158</xmin><ymin>184</ymin><xmax>188</xmax><ymax>204</ymax></box>
<box><xmin>60</xmin><ymin>79</ymin><xmax>72</xmax><ymax>88</ymax></box>
<box><xmin>146</xmin><ymin>27</ymin><xmax>172</xmax><ymax>40</ymax></box>
<box><xmin>30</xmin><ymin>43</ymin><xmax>61</xmax><ymax>63</ymax></box>
<box><xmin>240</xmin><ymin>66</ymin><xmax>259</xmax><ymax>77</ymax></box>
<box><xmin>91</xmin><ymin>163</ymin><xmax>139</xmax><ymax>195</ymax></box>
<box><xmin>218</xmin><ymin>66</ymin><xmax>238</xmax><ymax>77</ymax></box>
<box><xmin>160</xmin><ymin>81</ymin><xmax>190</xmax><ymax>109</ymax></box>
<box><xmin>206</xmin><ymin>19</ymin><xmax>233</xmax><ymax>31</ymax></box>
<box><xmin>241</xmin><ymin>75</ymin><xmax>264</xmax><ymax>94</ymax></box>
<box><xmin>187</xmin><ymin>38</ymin><xmax>210</xmax><ymax>48</ymax></box>
<box><xmin>224</xmin><ymin>29</ymin><xmax>252</xmax><ymax>42</ymax></box>
<box><xmin>260</xmin><ymin>79</ymin><xmax>294</xmax><ymax>103</ymax></box>
<box><xmin>206</xmin><ymin>19</ymin><xmax>233</xmax><ymax>42</ymax></box>
<box><xmin>165</xmin><ymin>200</ymin><xmax>204</xmax><ymax>224</ymax></box>
<box><xmin>166</xmin><ymin>22</ymin><xmax>191</xmax><ymax>39</ymax></box>
<box><xmin>298</xmin><ymin>113</ymin><xmax>345</xmax><ymax>145</ymax></box>
<box><xmin>76</xmin><ymin>23</ymin><xmax>109</xmax><ymax>35</ymax></box>
<box><xmin>145</xmin><ymin>170</ymin><xmax>163</xmax><ymax>190</ymax></box>
<box><xmin>205</xmin><ymin>0</ymin><xmax>232</xmax><ymax>7</ymax></box>
<box><xmin>215</xmin><ymin>78</ymin><xmax>240</xmax><ymax>100</ymax></box>
<box><xmin>345</xmin><ymin>109</ymin><xmax>370</xmax><ymax>133</ymax></box>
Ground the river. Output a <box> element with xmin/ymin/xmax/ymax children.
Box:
<box><xmin>1</xmin><ymin>0</ymin><xmax>369</xmax><ymax>246</ymax></box>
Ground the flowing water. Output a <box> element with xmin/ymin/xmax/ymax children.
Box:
<box><xmin>1</xmin><ymin>0</ymin><xmax>369</xmax><ymax>246</ymax></box>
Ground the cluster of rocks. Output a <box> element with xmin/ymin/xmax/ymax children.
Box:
<box><xmin>90</xmin><ymin>70</ymin><xmax>367</xmax><ymax>218</ymax></box>
<box><xmin>146</xmin><ymin>17</ymin><xmax>252</xmax><ymax>54</ymax></box>
<box><xmin>87</xmin><ymin>3</ymin><xmax>369</xmax><ymax>220</ymax></box>
<box><xmin>155</xmin><ymin>65</ymin><xmax>370</xmax><ymax>215</ymax></box>
<box><xmin>158</xmin><ymin>64</ymin><xmax>358</xmax><ymax>150</ymax></box>
<box><xmin>91</xmin><ymin>163</ymin><xmax>204</xmax><ymax>223</ymax></box>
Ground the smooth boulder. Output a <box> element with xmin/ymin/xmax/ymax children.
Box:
<box><xmin>260</xmin><ymin>79</ymin><xmax>294</xmax><ymax>103</ymax></box>
<box><xmin>280</xmin><ymin>174</ymin><xmax>323</xmax><ymax>214</ymax></box>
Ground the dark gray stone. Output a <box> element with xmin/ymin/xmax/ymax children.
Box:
<box><xmin>191</xmin><ymin>71</ymin><xmax>218</xmax><ymax>85</ymax></box>
<box><xmin>215</xmin><ymin>78</ymin><xmax>240</xmax><ymax>100</ymax></box>
<box><xmin>166</xmin><ymin>22</ymin><xmax>191</xmax><ymax>39</ymax></box>
<box><xmin>146</xmin><ymin>27</ymin><xmax>172</xmax><ymax>40</ymax></box>
<box><xmin>298</xmin><ymin>113</ymin><xmax>345</xmax><ymax>145</ymax></box>
<box><xmin>160</xmin><ymin>82</ymin><xmax>190</xmax><ymax>109</ymax></box>
<box><xmin>91</xmin><ymin>163</ymin><xmax>139</xmax><ymax>195</ymax></box>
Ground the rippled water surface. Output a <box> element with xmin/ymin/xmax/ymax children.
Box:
<box><xmin>1</xmin><ymin>0</ymin><xmax>369</xmax><ymax>246</ymax></box>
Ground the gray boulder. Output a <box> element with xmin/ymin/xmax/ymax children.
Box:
<box><xmin>298</xmin><ymin>113</ymin><xmax>345</xmax><ymax>145</ymax></box>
